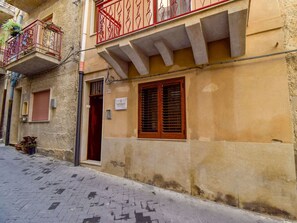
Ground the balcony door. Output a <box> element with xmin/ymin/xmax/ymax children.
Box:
<box><xmin>157</xmin><ymin>0</ymin><xmax>191</xmax><ymax>22</ymax></box>
<box><xmin>87</xmin><ymin>80</ymin><xmax>104</xmax><ymax>161</ymax></box>
<box><xmin>42</xmin><ymin>14</ymin><xmax>56</xmax><ymax>55</ymax></box>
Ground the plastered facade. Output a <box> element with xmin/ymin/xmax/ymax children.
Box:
<box><xmin>1</xmin><ymin>0</ymin><xmax>294</xmax><ymax>219</ymax></box>
<box><xmin>279</xmin><ymin>0</ymin><xmax>297</xmax><ymax>174</ymax></box>
<box><xmin>80</xmin><ymin>0</ymin><xmax>297</xmax><ymax>219</ymax></box>
<box><xmin>3</xmin><ymin>0</ymin><xmax>82</xmax><ymax>161</ymax></box>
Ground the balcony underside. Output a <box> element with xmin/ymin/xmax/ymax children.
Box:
<box><xmin>5</xmin><ymin>0</ymin><xmax>43</xmax><ymax>13</ymax></box>
<box><xmin>0</xmin><ymin>67</ymin><xmax>6</xmax><ymax>75</ymax></box>
<box><xmin>97</xmin><ymin>1</ymin><xmax>248</xmax><ymax>78</ymax></box>
<box><xmin>0</xmin><ymin>8</ymin><xmax>14</xmax><ymax>24</ymax></box>
<box><xmin>5</xmin><ymin>51</ymin><xmax>59</xmax><ymax>76</ymax></box>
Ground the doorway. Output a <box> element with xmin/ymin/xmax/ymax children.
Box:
<box><xmin>10</xmin><ymin>88</ymin><xmax>22</xmax><ymax>144</ymax></box>
<box><xmin>87</xmin><ymin>80</ymin><xmax>103</xmax><ymax>161</ymax></box>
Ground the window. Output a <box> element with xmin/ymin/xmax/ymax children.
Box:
<box><xmin>91</xmin><ymin>0</ymin><xmax>101</xmax><ymax>34</ymax></box>
<box><xmin>157</xmin><ymin>0</ymin><xmax>191</xmax><ymax>22</ymax></box>
<box><xmin>32</xmin><ymin>90</ymin><xmax>50</xmax><ymax>121</ymax></box>
<box><xmin>94</xmin><ymin>4</ymin><xmax>98</xmax><ymax>33</ymax></box>
<box><xmin>138</xmin><ymin>77</ymin><xmax>186</xmax><ymax>139</ymax></box>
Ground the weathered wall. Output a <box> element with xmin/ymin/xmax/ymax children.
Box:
<box><xmin>3</xmin><ymin>0</ymin><xmax>82</xmax><ymax>161</ymax></box>
<box><xmin>279</xmin><ymin>0</ymin><xmax>297</xmax><ymax>175</ymax></box>
<box><xmin>81</xmin><ymin>0</ymin><xmax>297</xmax><ymax>219</ymax></box>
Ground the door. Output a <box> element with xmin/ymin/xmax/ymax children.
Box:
<box><xmin>10</xmin><ymin>88</ymin><xmax>22</xmax><ymax>144</ymax></box>
<box><xmin>87</xmin><ymin>81</ymin><xmax>104</xmax><ymax>161</ymax></box>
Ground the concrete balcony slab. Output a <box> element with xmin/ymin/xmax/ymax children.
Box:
<box><xmin>0</xmin><ymin>2</ymin><xmax>15</xmax><ymax>24</ymax></box>
<box><xmin>5</xmin><ymin>51</ymin><xmax>59</xmax><ymax>76</ymax></box>
<box><xmin>5</xmin><ymin>0</ymin><xmax>43</xmax><ymax>13</ymax></box>
<box><xmin>96</xmin><ymin>0</ymin><xmax>249</xmax><ymax>76</ymax></box>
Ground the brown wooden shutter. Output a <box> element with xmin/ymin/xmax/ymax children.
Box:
<box><xmin>162</xmin><ymin>83</ymin><xmax>182</xmax><ymax>132</ymax></box>
<box><xmin>138</xmin><ymin>77</ymin><xmax>186</xmax><ymax>139</ymax></box>
<box><xmin>161</xmin><ymin>78</ymin><xmax>186</xmax><ymax>139</ymax></box>
<box><xmin>32</xmin><ymin>90</ymin><xmax>50</xmax><ymax>121</ymax></box>
<box><xmin>138</xmin><ymin>83</ymin><xmax>160</xmax><ymax>138</ymax></box>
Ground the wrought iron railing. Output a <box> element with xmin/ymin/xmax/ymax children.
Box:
<box><xmin>3</xmin><ymin>20</ymin><xmax>63</xmax><ymax>66</ymax></box>
<box><xmin>96</xmin><ymin>0</ymin><xmax>231</xmax><ymax>44</ymax></box>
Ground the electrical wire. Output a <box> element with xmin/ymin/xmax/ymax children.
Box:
<box><xmin>105</xmin><ymin>66</ymin><xmax>115</xmax><ymax>85</ymax></box>
<box><xmin>106</xmin><ymin>48</ymin><xmax>297</xmax><ymax>84</ymax></box>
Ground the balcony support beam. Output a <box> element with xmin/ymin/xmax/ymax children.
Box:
<box><xmin>228</xmin><ymin>9</ymin><xmax>247</xmax><ymax>57</ymax></box>
<box><xmin>99</xmin><ymin>50</ymin><xmax>128</xmax><ymax>79</ymax></box>
<box><xmin>186</xmin><ymin>23</ymin><xmax>209</xmax><ymax>65</ymax></box>
<box><xmin>120</xmin><ymin>43</ymin><xmax>149</xmax><ymax>75</ymax></box>
<box><xmin>154</xmin><ymin>40</ymin><xmax>174</xmax><ymax>66</ymax></box>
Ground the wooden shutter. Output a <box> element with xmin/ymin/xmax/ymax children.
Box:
<box><xmin>161</xmin><ymin>78</ymin><xmax>185</xmax><ymax>139</ymax></box>
<box><xmin>138</xmin><ymin>83</ymin><xmax>160</xmax><ymax>138</ymax></box>
<box><xmin>32</xmin><ymin>90</ymin><xmax>50</xmax><ymax>121</ymax></box>
<box><xmin>138</xmin><ymin>77</ymin><xmax>186</xmax><ymax>139</ymax></box>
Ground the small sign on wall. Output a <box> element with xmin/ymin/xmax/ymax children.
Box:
<box><xmin>115</xmin><ymin>97</ymin><xmax>127</xmax><ymax>110</ymax></box>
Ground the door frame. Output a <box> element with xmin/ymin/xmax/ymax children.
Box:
<box><xmin>81</xmin><ymin>76</ymin><xmax>105</xmax><ymax>164</ymax></box>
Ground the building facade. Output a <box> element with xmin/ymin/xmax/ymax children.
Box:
<box><xmin>2</xmin><ymin>0</ymin><xmax>82</xmax><ymax>160</ymax></box>
<box><xmin>1</xmin><ymin>0</ymin><xmax>297</xmax><ymax>220</ymax></box>
<box><xmin>79</xmin><ymin>0</ymin><xmax>297</xmax><ymax>219</ymax></box>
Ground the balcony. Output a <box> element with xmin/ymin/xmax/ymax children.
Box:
<box><xmin>0</xmin><ymin>1</ymin><xmax>15</xmax><ymax>24</ymax></box>
<box><xmin>5</xmin><ymin>0</ymin><xmax>43</xmax><ymax>13</ymax></box>
<box><xmin>96</xmin><ymin>0</ymin><xmax>249</xmax><ymax>78</ymax></box>
<box><xmin>3</xmin><ymin>20</ymin><xmax>63</xmax><ymax>76</ymax></box>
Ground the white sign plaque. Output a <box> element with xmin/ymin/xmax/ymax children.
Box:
<box><xmin>115</xmin><ymin>97</ymin><xmax>127</xmax><ymax>110</ymax></box>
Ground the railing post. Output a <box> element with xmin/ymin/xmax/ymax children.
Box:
<box><xmin>35</xmin><ymin>21</ymin><xmax>41</xmax><ymax>51</ymax></box>
<box><xmin>16</xmin><ymin>34</ymin><xmax>21</xmax><ymax>61</ymax></box>
<box><xmin>153</xmin><ymin>0</ymin><xmax>158</xmax><ymax>24</ymax></box>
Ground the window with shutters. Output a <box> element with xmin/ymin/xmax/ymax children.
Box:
<box><xmin>138</xmin><ymin>77</ymin><xmax>186</xmax><ymax>139</ymax></box>
<box><xmin>32</xmin><ymin>90</ymin><xmax>50</xmax><ymax>122</ymax></box>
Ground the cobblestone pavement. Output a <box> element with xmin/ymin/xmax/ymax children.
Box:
<box><xmin>0</xmin><ymin>146</ymin><xmax>294</xmax><ymax>223</ymax></box>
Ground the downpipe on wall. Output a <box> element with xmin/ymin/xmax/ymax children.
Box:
<box><xmin>74</xmin><ymin>0</ymin><xmax>89</xmax><ymax>166</ymax></box>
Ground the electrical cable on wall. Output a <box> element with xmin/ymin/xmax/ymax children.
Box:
<box><xmin>104</xmin><ymin>48</ymin><xmax>297</xmax><ymax>84</ymax></box>
<box><xmin>105</xmin><ymin>66</ymin><xmax>115</xmax><ymax>85</ymax></box>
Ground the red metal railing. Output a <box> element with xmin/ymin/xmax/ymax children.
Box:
<box><xmin>96</xmin><ymin>0</ymin><xmax>231</xmax><ymax>44</ymax></box>
<box><xmin>3</xmin><ymin>20</ymin><xmax>63</xmax><ymax>66</ymax></box>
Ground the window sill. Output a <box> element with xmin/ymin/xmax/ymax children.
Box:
<box><xmin>28</xmin><ymin>120</ymin><xmax>50</xmax><ymax>123</ymax></box>
<box><xmin>137</xmin><ymin>138</ymin><xmax>187</xmax><ymax>142</ymax></box>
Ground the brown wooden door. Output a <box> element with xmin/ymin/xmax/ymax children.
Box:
<box><xmin>87</xmin><ymin>95</ymin><xmax>103</xmax><ymax>161</ymax></box>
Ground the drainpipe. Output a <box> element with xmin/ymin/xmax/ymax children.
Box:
<box><xmin>5</xmin><ymin>72</ymin><xmax>20</xmax><ymax>145</ymax></box>
<box><xmin>74</xmin><ymin>0</ymin><xmax>89</xmax><ymax>166</ymax></box>
<box><xmin>0</xmin><ymin>78</ymin><xmax>8</xmax><ymax>139</ymax></box>
<box><xmin>5</xmin><ymin>12</ymin><xmax>23</xmax><ymax>145</ymax></box>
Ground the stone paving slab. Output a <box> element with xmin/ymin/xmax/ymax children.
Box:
<box><xmin>0</xmin><ymin>146</ymin><xmax>294</xmax><ymax>223</ymax></box>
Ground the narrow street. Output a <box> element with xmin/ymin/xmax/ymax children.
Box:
<box><xmin>0</xmin><ymin>146</ymin><xmax>293</xmax><ymax>223</ymax></box>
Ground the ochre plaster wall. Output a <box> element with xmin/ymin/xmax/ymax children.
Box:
<box><xmin>279</xmin><ymin>0</ymin><xmax>297</xmax><ymax>175</ymax></box>
<box><xmin>82</xmin><ymin>0</ymin><xmax>297</xmax><ymax>219</ymax></box>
